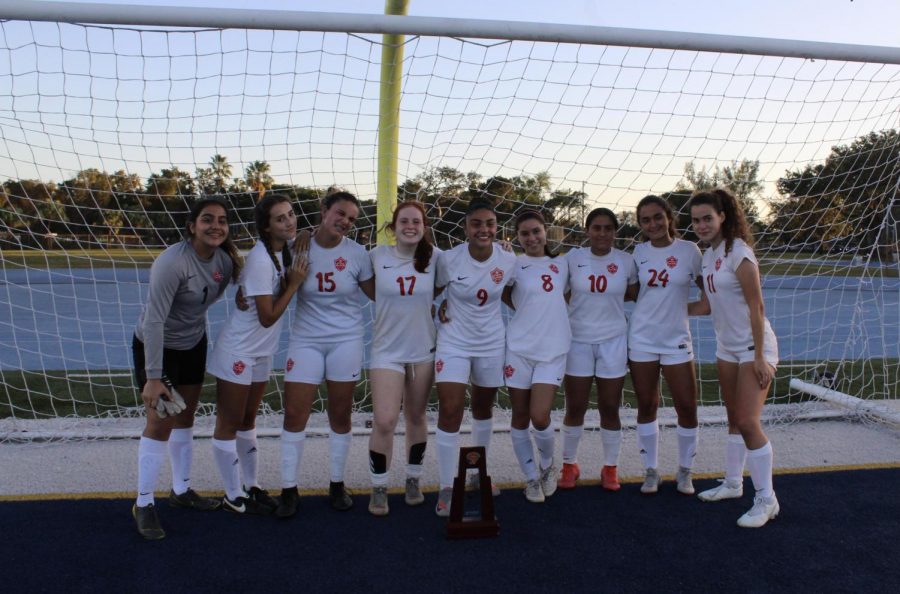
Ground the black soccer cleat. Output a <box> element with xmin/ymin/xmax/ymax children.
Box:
<box><xmin>222</xmin><ymin>495</ymin><xmax>274</xmax><ymax>515</ymax></box>
<box><xmin>168</xmin><ymin>488</ymin><xmax>221</xmax><ymax>511</ymax></box>
<box><xmin>132</xmin><ymin>503</ymin><xmax>165</xmax><ymax>540</ymax></box>
<box><xmin>245</xmin><ymin>486</ymin><xmax>278</xmax><ymax>513</ymax></box>
<box><xmin>329</xmin><ymin>481</ymin><xmax>354</xmax><ymax>512</ymax></box>
<box><xmin>275</xmin><ymin>486</ymin><xmax>299</xmax><ymax>519</ymax></box>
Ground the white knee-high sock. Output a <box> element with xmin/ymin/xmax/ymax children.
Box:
<box><xmin>676</xmin><ymin>425</ymin><xmax>699</xmax><ymax>469</ymax></box>
<box><xmin>532</xmin><ymin>425</ymin><xmax>556</xmax><ymax>470</ymax></box>
<box><xmin>511</xmin><ymin>428</ymin><xmax>539</xmax><ymax>481</ymax></box>
<box><xmin>600</xmin><ymin>428</ymin><xmax>622</xmax><ymax>467</ymax></box>
<box><xmin>235</xmin><ymin>428</ymin><xmax>259</xmax><ymax>489</ymax></box>
<box><xmin>168</xmin><ymin>427</ymin><xmax>193</xmax><ymax>494</ymax></box>
<box><xmin>561</xmin><ymin>423</ymin><xmax>583</xmax><ymax>464</ymax></box>
<box><xmin>136</xmin><ymin>436</ymin><xmax>167</xmax><ymax>507</ymax></box>
<box><xmin>471</xmin><ymin>417</ymin><xmax>493</xmax><ymax>452</ymax></box>
<box><xmin>637</xmin><ymin>420</ymin><xmax>659</xmax><ymax>470</ymax></box>
<box><xmin>436</xmin><ymin>428</ymin><xmax>459</xmax><ymax>490</ymax></box>
<box><xmin>725</xmin><ymin>433</ymin><xmax>747</xmax><ymax>484</ymax></box>
<box><xmin>280</xmin><ymin>429</ymin><xmax>306</xmax><ymax>489</ymax></box>
<box><xmin>329</xmin><ymin>429</ymin><xmax>352</xmax><ymax>483</ymax></box>
<box><xmin>746</xmin><ymin>441</ymin><xmax>774</xmax><ymax>499</ymax></box>
<box><xmin>212</xmin><ymin>438</ymin><xmax>243</xmax><ymax>500</ymax></box>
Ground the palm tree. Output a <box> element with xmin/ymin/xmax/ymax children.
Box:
<box><xmin>244</xmin><ymin>160</ymin><xmax>273</xmax><ymax>200</ymax></box>
<box><xmin>209</xmin><ymin>154</ymin><xmax>232</xmax><ymax>193</ymax></box>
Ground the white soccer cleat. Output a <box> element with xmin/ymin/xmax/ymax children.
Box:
<box><xmin>640</xmin><ymin>468</ymin><xmax>660</xmax><ymax>494</ymax></box>
<box><xmin>676</xmin><ymin>466</ymin><xmax>695</xmax><ymax>495</ymax></box>
<box><xmin>539</xmin><ymin>463</ymin><xmax>558</xmax><ymax>498</ymax></box>
<box><xmin>524</xmin><ymin>479</ymin><xmax>545</xmax><ymax>503</ymax></box>
<box><xmin>697</xmin><ymin>478</ymin><xmax>744</xmax><ymax>502</ymax></box>
<box><xmin>435</xmin><ymin>487</ymin><xmax>453</xmax><ymax>517</ymax></box>
<box><xmin>737</xmin><ymin>494</ymin><xmax>780</xmax><ymax>528</ymax></box>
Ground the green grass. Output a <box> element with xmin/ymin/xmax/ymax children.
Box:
<box><xmin>3</xmin><ymin>359</ymin><xmax>897</xmax><ymax>420</ymax></box>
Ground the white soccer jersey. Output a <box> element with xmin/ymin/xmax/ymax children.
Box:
<box><xmin>566</xmin><ymin>247</ymin><xmax>638</xmax><ymax>344</ymax></box>
<box><xmin>370</xmin><ymin>244</ymin><xmax>441</xmax><ymax>364</ymax></box>
<box><xmin>290</xmin><ymin>236</ymin><xmax>374</xmax><ymax>344</ymax></box>
<box><xmin>213</xmin><ymin>241</ymin><xmax>286</xmax><ymax>357</ymax></box>
<box><xmin>506</xmin><ymin>254</ymin><xmax>571</xmax><ymax>361</ymax></box>
<box><xmin>629</xmin><ymin>238</ymin><xmax>702</xmax><ymax>354</ymax></box>
<box><xmin>435</xmin><ymin>243</ymin><xmax>517</xmax><ymax>357</ymax></box>
<box><xmin>701</xmin><ymin>239</ymin><xmax>777</xmax><ymax>354</ymax></box>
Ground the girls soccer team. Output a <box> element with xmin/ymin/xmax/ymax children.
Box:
<box><xmin>132</xmin><ymin>187</ymin><xmax>780</xmax><ymax>538</ymax></box>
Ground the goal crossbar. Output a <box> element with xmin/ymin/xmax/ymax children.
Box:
<box><xmin>5</xmin><ymin>0</ymin><xmax>900</xmax><ymax>65</ymax></box>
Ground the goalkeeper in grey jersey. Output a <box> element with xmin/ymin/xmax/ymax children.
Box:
<box><xmin>131</xmin><ymin>197</ymin><xmax>241</xmax><ymax>540</ymax></box>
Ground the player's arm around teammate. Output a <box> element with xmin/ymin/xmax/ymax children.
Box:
<box><xmin>689</xmin><ymin>188</ymin><xmax>780</xmax><ymax>528</ymax></box>
<box><xmin>208</xmin><ymin>195</ymin><xmax>309</xmax><ymax>515</ymax></box>
<box><xmin>432</xmin><ymin>199</ymin><xmax>517</xmax><ymax>516</ymax></box>
<box><xmin>276</xmin><ymin>191</ymin><xmax>374</xmax><ymax>517</ymax></box>
<box><xmin>628</xmin><ymin>195</ymin><xmax>704</xmax><ymax>496</ymax></box>
<box><xmin>366</xmin><ymin>201</ymin><xmax>441</xmax><ymax>516</ymax></box>
<box><xmin>559</xmin><ymin>208</ymin><xmax>638</xmax><ymax>491</ymax></box>
<box><xmin>131</xmin><ymin>197</ymin><xmax>241</xmax><ymax>539</ymax></box>
<box><xmin>504</xmin><ymin>211</ymin><xmax>571</xmax><ymax>503</ymax></box>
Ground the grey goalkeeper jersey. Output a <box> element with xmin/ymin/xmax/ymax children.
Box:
<box><xmin>134</xmin><ymin>240</ymin><xmax>233</xmax><ymax>379</ymax></box>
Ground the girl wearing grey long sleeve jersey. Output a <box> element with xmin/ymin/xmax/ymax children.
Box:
<box><xmin>131</xmin><ymin>197</ymin><xmax>241</xmax><ymax>540</ymax></box>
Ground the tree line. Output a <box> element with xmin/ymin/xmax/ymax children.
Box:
<box><xmin>1</xmin><ymin>129</ymin><xmax>898</xmax><ymax>254</ymax></box>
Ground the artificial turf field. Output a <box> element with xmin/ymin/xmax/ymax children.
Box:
<box><xmin>2</xmin><ymin>467</ymin><xmax>898</xmax><ymax>593</ymax></box>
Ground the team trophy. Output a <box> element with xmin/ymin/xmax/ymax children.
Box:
<box><xmin>446</xmin><ymin>446</ymin><xmax>500</xmax><ymax>539</ymax></box>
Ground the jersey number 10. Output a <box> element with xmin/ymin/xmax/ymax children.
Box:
<box><xmin>587</xmin><ymin>274</ymin><xmax>607</xmax><ymax>293</ymax></box>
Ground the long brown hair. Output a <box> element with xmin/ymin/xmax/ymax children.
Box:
<box><xmin>389</xmin><ymin>201</ymin><xmax>434</xmax><ymax>273</ymax></box>
<box><xmin>186</xmin><ymin>197</ymin><xmax>241</xmax><ymax>281</ymax></box>
<box><xmin>254</xmin><ymin>194</ymin><xmax>294</xmax><ymax>292</ymax></box>
<box><xmin>688</xmin><ymin>187</ymin><xmax>753</xmax><ymax>256</ymax></box>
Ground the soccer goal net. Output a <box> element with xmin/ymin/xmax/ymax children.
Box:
<box><xmin>1</xmin><ymin>7</ymin><xmax>899</xmax><ymax>439</ymax></box>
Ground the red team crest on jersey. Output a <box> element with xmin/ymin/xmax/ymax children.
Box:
<box><xmin>715</xmin><ymin>257</ymin><xmax>722</xmax><ymax>271</ymax></box>
<box><xmin>549</xmin><ymin>263</ymin><xmax>559</xmax><ymax>274</ymax></box>
<box><xmin>334</xmin><ymin>257</ymin><xmax>347</xmax><ymax>272</ymax></box>
<box><xmin>435</xmin><ymin>359</ymin><xmax>444</xmax><ymax>373</ymax></box>
<box><xmin>666</xmin><ymin>256</ymin><xmax>678</xmax><ymax>269</ymax></box>
<box><xmin>607</xmin><ymin>263</ymin><xmax>618</xmax><ymax>274</ymax></box>
<box><xmin>490</xmin><ymin>267</ymin><xmax>504</xmax><ymax>284</ymax></box>
<box><xmin>233</xmin><ymin>360</ymin><xmax>246</xmax><ymax>375</ymax></box>
<box><xmin>212</xmin><ymin>271</ymin><xmax>223</xmax><ymax>282</ymax></box>
<box><xmin>286</xmin><ymin>358</ymin><xmax>294</xmax><ymax>372</ymax></box>
<box><xmin>504</xmin><ymin>365</ymin><xmax>515</xmax><ymax>379</ymax></box>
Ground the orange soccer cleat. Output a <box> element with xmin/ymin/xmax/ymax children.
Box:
<box><xmin>558</xmin><ymin>462</ymin><xmax>581</xmax><ymax>489</ymax></box>
<box><xmin>600</xmin><ymin>465</ymin><xmax>621</xmax><ymax>491</ymax></box>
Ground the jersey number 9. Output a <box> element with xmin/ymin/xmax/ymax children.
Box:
<box><xmin>476</xmin><ymin>288</ymin><xmax>488</xmax><ymax>306</ymax></box>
